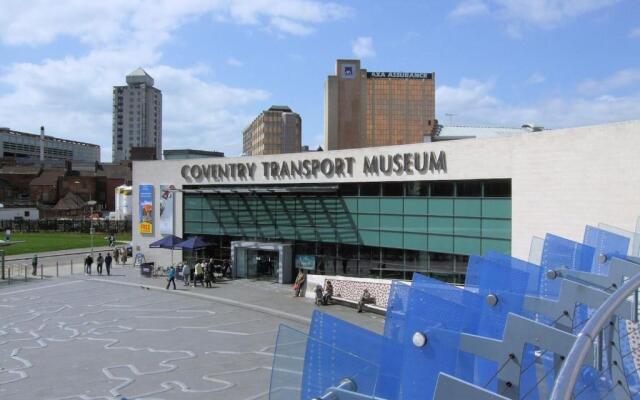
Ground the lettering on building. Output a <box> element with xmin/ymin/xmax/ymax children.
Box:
<box><xmin>367</xmin><ymin>72</ymin><xmax>433</xmax><ymax>80</ymax></box>
<box><xmin>180</xmin><ymin>151</ymin><xmax>446</xmax><ymax>182</ymax></box>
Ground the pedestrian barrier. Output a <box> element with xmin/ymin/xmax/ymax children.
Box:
<box><xmin>269</xmin><ymin>221</ymin><xmax>640</xmax><ymax>399</ymax></box>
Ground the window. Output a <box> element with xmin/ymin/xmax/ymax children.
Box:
<box><xmin>430</xmin><ymin>182</ymin><xmax>454</xmax><ymax>197</ymax></box>
<box><xmin>338</xmin><ymin>183</ymin><xmax>358</xmax><ymax>196</ymax></box>
<box><xmin>406</xmin><ymin>181</ymin><xmax>428</xmax><ymax>196</ymax></box>
<box><xmin>359</xmin><ymin>183</ymin><xmax>380</xmax><ymax>196</ymax></box>
<box><xmin>382</xmin><ymin>182</ymin><xmax>403</xmax><ymax>196</ymax></box>
<box><xmin>484</xmin><ymin>180</ymin><xmax>511</xmax><ymax>197</ymax></box>
<box><xmin>457</xmin><ymin>181</ymin><xmax>482</xmax><ymax>197</ymax></box>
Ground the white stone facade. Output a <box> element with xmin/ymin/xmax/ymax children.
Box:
<box><xmin>133</xmin><ymin>120</ymin><xmax>640</xmax><ymax>266</ymax></box>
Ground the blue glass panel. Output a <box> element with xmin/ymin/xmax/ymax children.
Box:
<box><xmin>618</xmin><ymin>319</ymin><xmax>640</xmax><ymax>399</ymax></box>
<box><xmin>378</xmin><ymin>281</ymin><xmax>411</xmax><ymax>400</ymax></box>
<box><xmin>394</xmin><ymin>274</ymin><xmax>471</xmax><ymax>399</ymax></box>
<box><xmin>301</xmin><ymin>311</ymin><xmax>382</xmax><ymax>399</ymax></box>
<box><xmin>583</xmin><ymin>225</ymin><xmax>630</xmax><ymax>276</ymax></box>
<box><xmin>483</xmin><ymin>251</ymin><xmax>543</xmax><ymax>298</ymax></box>
<box><xmin>539</xmin><ymin>234</ymin><xmax>596</xmax><ymax>299</ymax></box>
<box><xmin>270</xmin><ymin>325</ymin><xmax>307</xmax><ymax>400</ymax></box>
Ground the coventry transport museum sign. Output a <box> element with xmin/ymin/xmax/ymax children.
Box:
<box><xmin>180</xmin><ymin>151</ymin><xmax>446</xmax><ymax>182</ymax></box>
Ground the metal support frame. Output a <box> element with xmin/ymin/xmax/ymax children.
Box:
<box><xmin>434</xmin><ymin>373</ymin><xmax>510</xmax><ymax>400</ymax></box>
<box><xmin>459</xmin><ymin>313</ymin><xmax>591</xmax><ymax>399</ymax></box>
<box><xmin>550</xmin><ymin>258</ymin><xmax>640</xmax><ymax>400</ymax></box>
<box><xmin>524</xmin><ymin>278</ymin><xmax>634</xmax><ymax>332</ymax></box>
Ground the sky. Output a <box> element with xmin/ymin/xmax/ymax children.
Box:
<box><xmin>0</xmin><ymin>0</ymin><xmax>639</xmax><ymax>162</ymax></box>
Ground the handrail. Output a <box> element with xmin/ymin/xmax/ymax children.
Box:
<box><xmin>550</xmin><ymin>264</ymin><xmax>640</xmax><ymax>400</ymax></box>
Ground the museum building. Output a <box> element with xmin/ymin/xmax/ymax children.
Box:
<box><xmin>133</xmin><ymin>120</ymin><xmax>640</xmax><ymax>284</ymax></box>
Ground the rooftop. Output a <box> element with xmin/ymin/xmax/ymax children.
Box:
<box><xmin>125</xmin><ymin>67</ymin><xmax>154</xmax><ymax>87</ymax></box>
<box><xmin>0</xmin><ymin>127</ymin><xmax>100</xmax><ymax>148</ymax></box>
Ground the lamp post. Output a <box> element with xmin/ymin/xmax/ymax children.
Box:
<box><xmin>87</xmin><ymin>200</ymin><xmax>97</xmax><ymax>256</ymax></box>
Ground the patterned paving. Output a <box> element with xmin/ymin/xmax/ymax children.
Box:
<box><xmin>0</xmin><ymin>279</ymin><xmax>307</xmax><ymax>400</ymax></box>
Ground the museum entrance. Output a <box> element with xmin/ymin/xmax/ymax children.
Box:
<box><xmin>231</xmin><ymin>241</ymin><xmax>293</xmax><ymax>284</ymax></box>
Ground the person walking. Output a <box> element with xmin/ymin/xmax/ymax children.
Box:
<box><xmin>166</xmin><ymin>266</ymin><xmax>176</xmax><ymax>290</ymax></box>
<box><xmin>208</xmin><ymin>258</ymin><xmax>216</xmax><ymax>283</ymax></box>
<box><xmin>121</xmin><ymin>251</ymin><xmax>127</xmax><ymax>266</ymax></box>
<box><xmin>204</xmin><ymin>261</ymin><xmax>214</xmax><ymax>288</ymax></box>
<box><xmin>105</xmin><ymin>252</ymin><xmax>113</xmax><ymax>276</ymax></box>
<box><xmin>182</xmin><ymin>263</ymin><xmax>191</xmax><ymax>286</ymax></box>
<box><xmin>96</xmin><ymin>253</ymin><xmax>104</xmax><ymax>275</ymax></box>
<box><xmin>114</xmin><ymin>248</ymin><xmax>120</xmax><ymax>265</ymax></box>
<box><xmin>85</xmin><ymin>254</ymin><xmax>93</xmax><ymax>275</ymax></box>
<box><xmin>194</xmin><ymin>260</ymin><xmax>204</xmax><ymax>287</ymax></box>
<box><xmin>31</xmin><ymin>253</ymin><xmax>38</xmax><ymax>276</ymax></box>
<box><xmin>5</xmin><ymin>228</ymin><xmax>11</xmax><ymax>241</ymax></box>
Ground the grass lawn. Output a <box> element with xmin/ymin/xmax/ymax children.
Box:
<box><xmin>1</xmin><ymin>232</ymin><xmax>132</xmax><ymax>256</ymax></box>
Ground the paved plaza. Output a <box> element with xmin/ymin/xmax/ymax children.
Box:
<box><xmin>0</xmin><ymin>266</ymin><xmax>384</xmax><ymax>400</ymax></box>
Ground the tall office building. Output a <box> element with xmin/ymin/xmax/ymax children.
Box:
<box><xmin>112</xmin><ymin>68</ymin><xmax>162</xmax><ymax>163</ymax></box>
<box><xmin>324</xmin><ymin>59</ymin><xmax>435</xmax><ymax>150</ymax></box>
<box><xmin>243</xmin><ymin>106</ymin><xmax>302</xmax><ymax>156</ymax></box>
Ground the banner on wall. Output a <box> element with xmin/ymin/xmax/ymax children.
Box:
<box><xmin>139</xmin><ymin>184</ymin><xmax>154</xmax><ymax>234</ymax></box>
<box><xmin>159</xmin><ymin>184</ymin><xmax>175</xmax><ymax>235</ymax></box>
<box><xmin>295</xmin><ymin>255</ymin><xmax>316</xmax><ymax>271</ymax></box>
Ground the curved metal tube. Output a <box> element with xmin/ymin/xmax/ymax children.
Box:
<box><xmin>550</xmin><ymin>267</ymin><xmax>640</xmax><ymax>400</ymax></box>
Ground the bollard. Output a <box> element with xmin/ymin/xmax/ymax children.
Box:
<box><xmin>71</xmin><ymin>259</ymin><xmax>73</xmax><ymax>275</ymax></box>
<box><xmin>56</xmin><ymin>261</ymin><xmax>59</xmax><ymax>277</ymax></box>
<box><xmin>7</xmin><ymin>266</ymin><xmax>10</xmax><ymax>284</ymax></box>
<box><xmin>24</xmin><ymin>265</ymin><xmax>27</xmax><ymax>281</ymax></box>
<box><xmin>40</xmin><ymin>263</ymin><xmax>43</xmax><ymax>279</ymax></box>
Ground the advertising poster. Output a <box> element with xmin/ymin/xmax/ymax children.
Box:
<box><xmin>295</xmin><ymin>255</ymin><xmax>316</xmax><ymax>271</ymax></box>
<box><xmin>159</xmin><ymin>184</ymin><xmax>175</xmax><ymax>235</ymax></box>
<box><xmin>138</xmin><ymin>184</ymin><xmax>154</xmax><ymax>234</ymax></box>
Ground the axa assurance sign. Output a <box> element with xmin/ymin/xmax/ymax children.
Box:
<box><xmin>179</xmin><ymin>151</ymin><xmax>447</xmax><ymax>183</ymax></box>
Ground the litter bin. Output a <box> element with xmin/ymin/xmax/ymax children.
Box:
<box><xmin>140</xmin><ymin>262</ymin><xmax>154</xmax><ymax>277</ymax></box>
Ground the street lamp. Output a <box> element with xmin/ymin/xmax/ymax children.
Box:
<box><xmin>87</xmin><ymin>200</ymin><xmax>97</xmax><ymax>256</ymax></box>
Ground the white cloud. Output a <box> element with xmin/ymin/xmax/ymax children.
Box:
<box><xmin>526</xmin><ymin>72</ymin><xmax>546</xmax><ymax>85</ymax></box>
<box><xmin>630</xmin><ymin>27</ymin><xmax>640</xmax><ymax>38</ymax></box>
<box><xmin>0</xmin><ymin>0</ymin><xmax>350</xmax><ymax>161</ymax></box>
<box><xmin>352</xmin><ymin>36</ymin><xmax>376</xmax><ymax>58</ymax></box>
<box><xmin>437</xmin><ymin>77</ymin><xmax>640</xmax><ymax>128</ymax></box>
<box><xmin>226</xmin><ymin>57</ymin><xmax>244</xmax><ymax>67</ymax></box>
<box><xmin>449</xmin><ymin>0</ymin><xmax>619</xmax><ymax>35</ymax></box>
<box><xmin>578</xmin><ymin>68</ymin><xmax>640</xmax><ymax>95</ymax></box>
<box><xmin>0</xmin><ymin>0</ymin><xmax>351</xmax><ymax>45</ymax></box>
<box><xmin>449</xmin><ymin>0</ymin><xmax>489</xmax><ymax>18</ymax></box>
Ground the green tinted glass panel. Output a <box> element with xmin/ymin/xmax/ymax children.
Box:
<box><xmin>258</xmin><ymin>225</ymin><xmax>277</xmax><ymax>238</ymax></box>
<box><xmin>482</xmin><ymin>219</ymin><xmax>511</xmax><ymax>239</ymax></box>
<box><xmin>380</xmin><ymin>198</ymin><xmax>403</xmax><ymax>214</ymax></box>
<box><xmin>337</xmin><ymin>229</ymin><xmax>359</xmax><ymax>245</ymax></box>
<box><xmin>201</xmin><ymin>210</ymin><xmax>217</xmax><ymax>223</ymax></box>
<box><xmin>428</xmin><ymin>216</ymin><xmax>453</xmax><ymax>235</ymax></box>
<box><xmin>279</xmin><ymin>227</ymin><xmax>296</xmax><ymax>240</ymax></box>
<box><xmin>315</xmin><ymin>212</ymin><xmax>333</xmax><ymax>229</ymax></box>
<box><xmin>184</xmin><ymin>221</ymin><xmax>201</xmax><ymax>234</ymax></box>
<box><xmin>429</xmin><ymin>199</ymin><xmax>454</xmax><ymax>216</ymax></box>
<box><xmin>185</xmin><ymin>209</ymin><xmax>202</xmax><ymax>221</ymax></box>
<box><xmin>482</xmin><ymin>199</ymin><xmax>511</xmax><ymax>218</ymax></box>
<box><xmin>403</xmin><ymin>216</ymin><xmax>428</xmax><ymax>233</ymax></box>
<box><xmin>380</xmin><ymin>231</ymin><xmax>403</xmax><ymax>248</ymax></box>
<box><xmin>358</xmin><ymin>198</ymin><xmax>379</xmax><ymax>213</ymax></box>
<box><xmin>404</xmin><ymin>233</ymin><xmax>428</xmax><ymax>251</ymax></box>
<box><xmin>380</xmin><ymin>215</ymin><xmax>403</xmax><ymax>231</ymax></box>
<box><xmin>358</xmin><ymin>214</ymin><xmax>380</xmax><ymax>230</ymax></box>
<box><xmin>359</xmin><ymin>230</ymin><xmax>380</xmax><ymax>246</ymax></box>
<box><xmin>201</xmin><ymin>222</ymin><xmax>219</xmax><ymax>235</ymax></box>
<box><xmin>482</xmin><ymin>238</ymin><xmax>511</xmax><ymax>254</ymax></box>
<box><xmin>454</xmin><ymin>217</ymin><xmax>482</xmax><ymax>237</ymax></box>
<box><xmin>404</xmin><ymin>198</ymin><xmax>429</xmax><ymax>215</ymax></box>
<box><xmin>428</xmin><ymin>234</ymin><xmax>454</xmax><ymax>253</ymax></box>
<box><xmin>297</xmin><ymin>227</ymin><xmax>317</xmax><ymax>242</ymax></box>
<box><xmin>454</xmin><ymin>199</ymin><xmax>482</xmax><ymax>217</ymax></box>
<box><xmin>317</xmin><ymin>228</ymin><xmax>336</xmax><ymax>242</ymax></box>
<box><xmin>342</xmin><ymin>197</ymin><xmax>358</xmax><ymax>213</ymax></box>
<box><xmin>184</xmin><ymin>196</ymin><xmax>202</xmax><ymax>209</ymax></box>
<box><xmin>454</xmin><ymin>237</ymin><xmax>481</xmax><ymax>255</ymax></box>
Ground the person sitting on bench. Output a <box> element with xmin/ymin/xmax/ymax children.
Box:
<box><xmin>315</xmin><ymin>285</ymin><xmax>324</xmax><ymax>305</ymax></box>
<box><xmin>357</xmin><ymin>289</ymin><xmax>375</xmax><ymax>313</ymax></box>
<box><xmin>322</xmin><ymin>281</ymin><xmax>333</xmax><ymax>305</ymax></box>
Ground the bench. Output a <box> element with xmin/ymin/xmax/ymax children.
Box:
<box><xmin>330</xmin><ymin>295</ymin><xmax>387</xmax><ymax>316</ymax></box>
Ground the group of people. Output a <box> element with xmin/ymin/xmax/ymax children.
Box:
<box><xmin>312</xmin><ymin>279</ymin><xmax>375</xmax><ymax>313</ymax></box>
<box><xmin>112</xmin><ymin>247</ymin><xmax>128</xmax><ymax>265</ymax></box>
<box><xmin>84</xmin><ymin>252</ymin><xmax>113</xmax><ymax>276</ymax></box>
<box><xmin>166</xmin><ymin>259</ymin><xmax>228</xmax><ymax>290</ymax></box>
